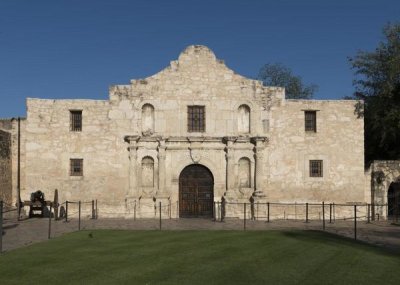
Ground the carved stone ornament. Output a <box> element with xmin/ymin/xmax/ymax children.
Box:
<box><xmin>190</xmin><ymin>148</ymin><xmax>202</xmax><ymax>163</ymax></box>
<box><xmin>142</xmin><ymin>129</ymin><xmax>154</xmax><ymax>137</ymax></box>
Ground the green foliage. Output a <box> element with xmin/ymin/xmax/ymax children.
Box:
<box><xmin>258</xmin><ymin>63</ymin><xmax>317</xmax><ymax>99</ymax></box>
<box><xmin>0</xmin><ymin>230</ymin><xmax>399</xmax><ymax>285</ymax></box>
<box><xmin>349</xmin><ymin>23</ymin><xmax>400</xmax><ymax>164</ymax></box>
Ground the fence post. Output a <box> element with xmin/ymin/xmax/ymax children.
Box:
<box><xmin>221</xmin><ymin>199</ymin><xmax>225</xmax><ymax>222</ymax></box>
<box><xmin>306</xmin><ymin>203</ymin><xmax>309</xmax><ymax>223</ymax></box>
<box><xmin>354</xmin><ymin>205</ymin><xmax>357</xmax><ymax>240</ymax></box>
<box><xmin>48</xmin><ymin>204</ymin><xmax>52</xmax><ymax>239</ymax></box>
<box><xmin>386</xmin><ymin>203</ymin><xmax>388</xmax><ymax>221</ymax></box>
<box><xmin>243</xmin><ymin>203</ymin><xmax>246</xmax><ymax>231</ymax></box>
<box><xmin>134</xmin><ymin>201</ymin><xmax>136</xmax><ymax>221</ymax></box>
<box><xmin>78</xmin><ymin>201</ymin><xmax>81</xmax><ymax>231</ymax></box>
<box><xmin>333</xmin><ymin>203</ymin><xmax>336</xmax><ymax>223</ymax></box>
<box><xmin>367</xmin><ymin>204</ymin><xmax>370</xmax><ymax>224</ymax></box>
<box><xmin>322</xmin><ymin>202</ymin><xmax>325</xmax><ymax>231</ymax></box>
<box><xmin>159</xmin><ymin>201</ymin><xmax>162</xmax><ymax>231</ymax></box>
<box><xmin>371</xmin><ymin>203</ymin><xmax>375</xmax><ymax>221</ymax></box>
<box><xmin>213</xmin><ymin>202</ymin><xmax>216</xmax><ymax>222</ymax></box>
<box><xmin>176</xmin><ymin>201</ymin><xmax>179</xmax><ymax>219</ymax></box>
<box><xmin>65</xmin><ymin>201</ymin><xmax>68</xmax><ymax>222</ymax></box>
<box><xmin>329</xmin><ymin>203</ymin><xmax>332</xmax><ymax>224</ymax></box>
<box><xmin>91</xmin><ymin>200</ymin><xmax>95</xmax><ymax>219</ymax></box>
<box><xmin>95</xmin><ymin>199</ymin><xmax>98</xmax><ymax>219</ymax></box>
<box><xmin>267</xmin><ymin>202</ymin><xmax>270</xmax><ymax>223</ymax></box>
<box><xmin>256</xmin><ymin>201</ymin><xmax>259</xmax><ymax>221</ymax></box>
<box><xmin>17</xmin><ymin>195</ymin><xmax>21</xmax><ymax>222</ymax></box>
<box><xmin>0</xmin><ymin>200</ymin><xmax>3</xmax><ymax>253</ymax></box>
<box><xmin>218</xmin><ymin>202</ymin><xmax>221</xmax><ymax>222</ymax></box>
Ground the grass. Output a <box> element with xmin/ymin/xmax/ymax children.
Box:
<box><xmin>0</xmin><ymin>230</ymin><xmax>399</xmax><ymax>285</ymax></box>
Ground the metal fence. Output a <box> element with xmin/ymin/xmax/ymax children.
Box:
<box><xmin>1</xmin><ymin>199</ymin><xmax>399</xmax><ymax>254</ymax></box>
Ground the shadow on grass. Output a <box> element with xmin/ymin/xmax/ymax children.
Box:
<box><xmin>281</xmin><ymin>230</ymin><xmax>400</xmax><ymax>257</ymax></box>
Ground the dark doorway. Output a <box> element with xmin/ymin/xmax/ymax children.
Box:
<box><xmin>179</xmin><ymin>164</ymin><xmax>214</xmax><ymax>218</ymax></box>
<box><xmin>388</xmin><ymin>182</ymin><xmax>400</xmax><ymax>219</ymax></box>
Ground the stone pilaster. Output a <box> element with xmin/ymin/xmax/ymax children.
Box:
<box><xmin>252</xmin><ymin>137</ymin><xmax>268</xmax><ymax>197</ymax></box>
<box><xmin>157</xmin><ymin>139</ymin><xmax>166</xmax><ymax>195</ymax></box>
<box><xmin>125</xmin><ymin>135</ymin><xmax>140</xmax><ymax>197</ymax></box>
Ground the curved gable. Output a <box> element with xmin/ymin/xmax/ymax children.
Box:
<box><xmin>109</xmin><ymin>45</ymin><xmax>284</xmax><ymax>109</ymax></box>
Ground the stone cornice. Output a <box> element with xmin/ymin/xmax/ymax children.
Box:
<box><xmin>250</xmin><ymin>136</ymin><xmax>269</xmax><ymax>143</ymax></box>
<box><xmin>125</xmin><ymin>135</ymin><xmax>269</xmax><ymax>147</ymax></box>
<box><xmin>124</xmin><ymin>135</ymin><xmax>140</xmax><ymax>143</ymax></box>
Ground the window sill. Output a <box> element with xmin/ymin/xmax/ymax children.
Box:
<box><xmin>69</xmin><ymin>176</ymin><xmax>84</xmax><ymax>180</ymax></box>
<box><xmin>305</xmin><ymin>132</ymin><xmax>317</xmax><ymax>138</ymax></box>
<box><xmin>187</xmin><ymin>132</ymin><xmax>206</xmax><ymax>136</ymax></box>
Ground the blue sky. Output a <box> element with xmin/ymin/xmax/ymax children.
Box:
<box><xmin>0</xmin><ymin>0</ymin><xmax>399</xmax><ymax>118</ymax></box>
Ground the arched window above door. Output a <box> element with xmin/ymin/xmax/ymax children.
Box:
<box><xmin>142</xmin><ymin>104</ymin><xmax>154</xmax><ymax>135</ymax></box>
<box><xmin>238</xmin><ymin>104</ymin><xmax>250</xmax><ymax>133</ymax></box>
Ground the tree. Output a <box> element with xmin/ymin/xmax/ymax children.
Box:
<box><xmin>257</xmin><ymin>63</ymin><xmax>317</xmax><ymax>99</ymax></box>
<box><xmin>349</xmin><ymin>23</ymin><xmax>400</xmax><ymax>164</ymax></box>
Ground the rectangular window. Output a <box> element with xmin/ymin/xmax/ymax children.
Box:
<box><xmin>70</xmin><ymin>159</ymin><xmax>83</xmax><ymax>176</ymax></box>
<box><xmin>305</xmin><ymin>111</ymin><xmax>316</xmax><ymax>132</ymax></box>
<box><xmin>309</xmin><ymin>160</ymin><xmax>323</xmax><ymax>177</ymax></box>
<box><xmin>187</xmin><ymin>106</ymin><xmax>205</xmax><ymax>132</ymax></box>
<box><xmin>70</xmin><ymin>110</ymin><xmax>82</xmax><ymax>132</ymax></box>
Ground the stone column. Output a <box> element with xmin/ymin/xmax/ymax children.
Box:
<box><xmin>157</xmin><ymin>139</ymin><xmax>166</xmax><ymax>194</ymax></box>
<box><xmin>252</xmin><ymin>137</ymin><xmax>268</xmax><ymax>197</ymax></box>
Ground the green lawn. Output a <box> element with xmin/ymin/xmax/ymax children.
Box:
<box><xmin>0</xmin><ymin>230</ymin><xmax>399</xmax><ymax>285</ymax></box>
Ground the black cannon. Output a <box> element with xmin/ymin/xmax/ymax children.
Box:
<box><xmin>28</xmin><ymin>190</ymin><xmax>46</xmax><ymax>218</ymax></box>
<box><xmin>16</xmin><ymin>189</ymin><xmax>59</xmax><ymax>219</ymax></box>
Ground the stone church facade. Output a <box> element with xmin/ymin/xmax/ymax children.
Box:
<box><xmin>1</xmin><ymin>45</ymin><xmax>371</xmax><ymax>218</ymax></box>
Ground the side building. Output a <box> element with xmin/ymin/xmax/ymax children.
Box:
<box><xmin>0</xmin><ymin>118</ymin><xmax>26</xmax><ymax>209</ymax></box>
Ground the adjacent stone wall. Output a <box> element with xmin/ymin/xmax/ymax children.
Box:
<box><xmin>0</xmin><ymin>129</ymin><xmax>12</xmax><ymax>204</ymax></box>
<box><xmin>267</xmin><ymin>100</ymin><xmax>365</xmax><ymax>204</ymax></box>
<box><xmin>0</xmin><ymin>118</ymin><xmax>26</xmax><ymax>207</ymax></box>
<box><xmin>25</xmin><ymin>99</ymin><xmax>128</xmax><ymax>216</ymax></box>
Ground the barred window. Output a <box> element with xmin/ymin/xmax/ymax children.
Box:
<box><xmin>187</xmin><ymin>106</ymin><xmax>205</xmax><ymax>132</ymax></box>
<box><xmin>309</xmin><ymin>160</ymin><xmax>323</xmax><ymax>177</ymax></box>
<box><xmin>70</xmin><ymin>110</ymin><xmax>82</xmax><ymax>132</ymax></box>
<box><xmin>305</xmin><ymin>111</ymin><xmax>316</xmax><ymax>132</ymax></box>
<box><xmin>70</xmin><ymin>159</ymin><xmax>83</xmax><ymax>176</ymax></box>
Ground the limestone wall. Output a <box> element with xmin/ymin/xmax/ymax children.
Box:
<box><xmin>24</xmin><ymin>99</ymin><xmax>129</xmax><ymax>215</ymax></box>
<box><xmin>267</xmin><ymin>100</ymin><xmax>365</xmax><ymax>203</ymax></box>
<box><xmin>108</xmin><ymin>45</ymin><xmax>284</xmax><ymax>137</ymax></box>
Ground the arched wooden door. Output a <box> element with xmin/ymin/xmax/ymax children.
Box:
<box><xmin>388</xmin><ymin>182</ymin><xmax>400</xmax><ymax>218</ymax></box>
<box><xmin>179</xmin><ymin>164</ymin><xmax>214</xmax><ymax>218</ymax></box>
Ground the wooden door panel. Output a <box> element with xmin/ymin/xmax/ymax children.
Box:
<box><xmin>179</xmin><ymin>165</ymin><xmax>213</xmax><ymax>218</ymax></box>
